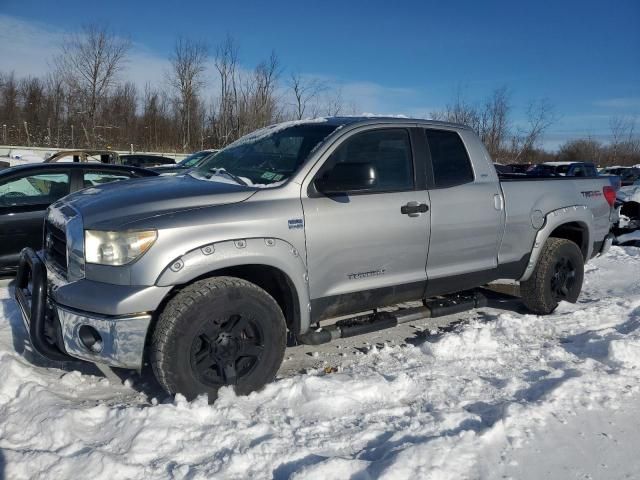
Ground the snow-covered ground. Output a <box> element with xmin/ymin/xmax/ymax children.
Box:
<box><xmin>1</xmin><ymin>246</ymin><xmax>639</xmax><ymax>479</ymax></box>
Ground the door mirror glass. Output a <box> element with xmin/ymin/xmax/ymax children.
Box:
<box><xmin>315</xmin><ymin>162</ymin><xmax>378</xmax><ymax>194</ymax></box>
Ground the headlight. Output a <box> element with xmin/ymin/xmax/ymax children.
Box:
<box><xmin>84</xmin><ymin>230</ymin><xmax>157</xmax><ymax>266</ymax></box>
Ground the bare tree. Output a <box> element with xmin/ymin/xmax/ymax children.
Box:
<box><xmin>512</xmin><ymin>98</ymin><xmax>557</xmax><ymax>162</ymax></box>
<box><xmin>236</xmin><ymin>50</ymin><xmax>281</xmax><ymax>135</ymax></box>
<box><xmin>557</xmin><ymin>137</ymin><xmax>603</xmax><ymax>164</ymax></box>
<box><xmin>442</xmin><ymin>88</ymin><xmax>480</xmax><ymax>131</ymax></box>
<box><xmin>610</xmin><ymin>115</ymin><xmax>639</xmax><ymax>165</ymax></box>
<box><xmin>479</xmin><ymin>86</ymin><xmax>510</xmax><ymax>159</ymax></box>
<box><xmin>289</xmin><ymin>73</ymin><xmax>326</xmax><ymax>120</ymax></box>
<box><xmin>55</xmin><ymin>25</ymin><xmax>130</xmax><ymax>145</ymax></box>
<box><xmin>322</xmin><ymin>87</ymin><xmax>344</xmax><ymax>117</ymax></box>
<box><xmin>252</xmin><ymin>51</ymin><xmax>281</xmax><ymax>124</ymax></box>
<box><xmin>214</xmin><ymin>35</ymin><xmax>240</xmax><ymax>146</ymax></box>
<box><xmin>167</xmin><ymin>37</ymin><xmax>208</xmax><ymax>152</ymax></box>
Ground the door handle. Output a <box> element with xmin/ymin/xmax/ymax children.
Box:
<box><xmin>401</xmin><ymin>202</ymin><xmax>429</xmax><ymax>216</ymax></box>
<box><xmin>493</xmin><ymin>194</ymin><xmax>504</xmax><ymax>211</ymax></box>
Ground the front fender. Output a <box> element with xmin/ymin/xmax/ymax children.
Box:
<box><xmin>519</xmin><ymin>205</ymin><xmax>593</xmax><ymax>282</ymax></box>
<box><xmin>155</xmin><ymin>237</ymin><xmax>312</xmax><ymax>333</ymax></box>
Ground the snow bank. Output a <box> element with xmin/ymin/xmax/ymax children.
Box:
<box><xmin>1</xmin><ymin>246</ymin><xmax>640</xmax><ymax>479</ymax></box>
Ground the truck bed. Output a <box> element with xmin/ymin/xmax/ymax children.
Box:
<box><xmin>497</xmin><ymin>175</ymin><xmax>614</xmax><ymax>267</ymax></box>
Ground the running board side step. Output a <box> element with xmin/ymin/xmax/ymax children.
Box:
<box><xmin>297</xmin><ymin>290</ymin><xmax>487</xmax><ymax>345</ymax></box>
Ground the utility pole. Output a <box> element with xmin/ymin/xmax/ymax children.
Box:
<box><xmin>71</xmin><ymin>125</ymin><xmax>74</xmax><ymax>147</ymax></box>
<box><xmin>2</xmin><ymin>124</ymin><xmax>6</xmax><ymax>144</ymax></box>
<box><xmin>23</xmin><ymin>121</ymin><xmax>31</xmax><ymax>146</ymax></box>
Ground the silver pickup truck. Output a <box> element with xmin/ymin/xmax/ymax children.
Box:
<box><xmin>15</xmin><ymin>117</ymin><xmax>616</xmax><ymax>400</ymax></box>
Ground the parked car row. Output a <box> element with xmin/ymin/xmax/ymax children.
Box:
<box><xmin>495</xmin><ymin>161</ymin><xmax>599</xmax><ymax>177</ymax></box>
<box><xmin>600</xmin><ymin>166</ymin><xmax>640</xmax><ymax>186</ymax></box>
<box><xmin>2</xmin><ymin>148</ymin><xmax>213</xmax><ymax>169</ymax></box>
<box><xmin>44</xmin><ymin>150</ymin><xmax>179</xmax><ymax>168</ymax></box>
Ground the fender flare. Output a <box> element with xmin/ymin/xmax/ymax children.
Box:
<box><xmin>519</xmin><ymin>205</ymin><xmax>594</xmax><ymax>282</ymax></box>
<box><xmin>155</xmin><ymin>237</ymin><xmax>312</xmax><ymax>333</ymax></box>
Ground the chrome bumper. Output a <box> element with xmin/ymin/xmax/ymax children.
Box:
<box><xmin>15</xmin><ymin>248</ymin><xmax>152</xmax><ymax>370</ymax></box>
<box><xmin>56</xmin><ymin>306</ymin><xmax>152</xmax><ymax>369</ymax></box>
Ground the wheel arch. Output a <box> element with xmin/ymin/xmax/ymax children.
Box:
<box><xmin>519</xmin><ymin>206</ymin><xmax>593</xmax><ymax>282</ymax></box>
<box><xmin>153</xmin><ymin>238</ymin><xmax>310</xmax><ymax>335</ymax></box>
<box><xmin>548</xmin><ymin>221</ymin><xmax>590</xmax><ymax>260</ymax></box>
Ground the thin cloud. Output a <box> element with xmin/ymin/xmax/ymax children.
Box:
<box><xmin>594</xmin><ymin>97</ymin><xmax>640</xmax><ymax>109</ymax></box>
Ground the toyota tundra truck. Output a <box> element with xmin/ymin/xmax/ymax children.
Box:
<box><xmin>15</xmin><ymin>117</ymin><xmax>617</xmax><ymax>400</ymax></box>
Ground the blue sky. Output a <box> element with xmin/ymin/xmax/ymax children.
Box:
<box><xmin>1</xmin><ymin>0</ymin><xmax>638</xmax><ymax>149</ymax></box>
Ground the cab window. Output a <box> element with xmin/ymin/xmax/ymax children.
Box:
<box><xmin>318</xmin><ymin>128</ymin><xmax>414</xmax><ymax>193</ymax></box>
<box><xmin>426</xmin><ymin>129</ymin><xmax>474</xmax><ymax>188</ymax></box>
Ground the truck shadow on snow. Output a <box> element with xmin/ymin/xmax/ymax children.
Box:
<box><xmin>404</xmin><ymin>287</ymin><xmax>527</xmax><ymax>347</ymax></box>
<box><xmin>560</xmin><ymin>305</ymin><xmax>640</xmax><ymax>366</ymax></box>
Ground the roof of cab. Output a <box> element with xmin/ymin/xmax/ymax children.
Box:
<box><xmin>292</xmin><ymin>116</ymin><xmax>473</xmax><ymax>130</ymax></box>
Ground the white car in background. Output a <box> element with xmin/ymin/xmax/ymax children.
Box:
<box><xmin>5</xmin><ymin>149</ymin><xmax>46</xmax><ymax>167</ymax></box>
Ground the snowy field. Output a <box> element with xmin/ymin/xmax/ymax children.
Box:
<box><xmin>1</xmin><ymin>246</ymin><xmax>640</xmax><ymax>479</ymax></box>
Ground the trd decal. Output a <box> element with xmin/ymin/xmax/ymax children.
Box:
<box><xmin>581</xmin><ymin>191</ymin><xmax>602</xmax><ymax>198</ymax></box>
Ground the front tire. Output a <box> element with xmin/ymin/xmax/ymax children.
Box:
<box><xmin>520</xmin><ymin>238</ymin><xmax>584</xmax><ymax>315</ymax></box>
<box><xmin>150</xmin><ymin>276</ymin><xmax>287</xmax><ymax>401</ymax></box>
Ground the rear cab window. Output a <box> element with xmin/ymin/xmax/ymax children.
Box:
<box><xmin>425</xmin><ymin>129</ymin><xmax>474</xmax><ymax>188</ymax></box>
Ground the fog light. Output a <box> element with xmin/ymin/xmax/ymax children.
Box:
<box><xmin>78</xmin><ymin>325</ymin><xmax>103</xmax><ymax>353</ymax></box>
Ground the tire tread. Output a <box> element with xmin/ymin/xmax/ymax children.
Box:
<box><xmin>520</xmin><ymin>237</ymin><xmax>583</xmax><ymax>315</ymax></box>
<box><xmin>150</xmin><ymin>276</ymin><xmax>285</xmax><ymax>396</ymax></box>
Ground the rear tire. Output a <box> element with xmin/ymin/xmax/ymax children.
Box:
<box><xmin>150</xmin><ymin>276</ymin><xmax>287</xmax><ymax>401</ymax></box>
<box><xmin>520</xmin><ymin>238</ymin><xmax>584</xmax><ymax>315</ymax></box>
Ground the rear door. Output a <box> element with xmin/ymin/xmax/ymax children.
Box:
<box><xmin>0</xmin><ymin>169</ymin><xmax>70</xmax><ymax>271</ymax></box>
<box><xmin>301</xmin><ymin>127</ymin><xmax>431</xmax><ymax>321</ymax></box>
<box><xmin>422</xmin><ymin>128</ymin><xmax>503</xmax><ymax>293</ymax></box>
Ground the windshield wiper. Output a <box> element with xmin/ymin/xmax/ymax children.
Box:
<box><xmin>207</xmin><ymin>167</ymin><xmax>248</xmax><ymax>186</ymax></box>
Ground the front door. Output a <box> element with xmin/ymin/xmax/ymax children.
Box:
<box><xmin>301</xmin><ymin>127</ymin><xmax>430</xmax><ymax>321</ymax></box>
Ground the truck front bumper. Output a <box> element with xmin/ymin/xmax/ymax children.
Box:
<box><xmin>15</xmin><ymin>248</ymin><xmax>154</xmax><ymax>370</ymax></box>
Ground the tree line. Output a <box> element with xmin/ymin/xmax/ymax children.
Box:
<box><xmin>0</xmin><ymin>24</ymin><xmax>638</xmax><ymax>166</ymax></box>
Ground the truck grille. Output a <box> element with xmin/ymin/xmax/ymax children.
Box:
<box><xmin>45</xmin><ymin>221</ymin><xmax>67</xmax><ymax>275</ymax></box>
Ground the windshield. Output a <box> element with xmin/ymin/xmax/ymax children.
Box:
<box><xmin>179</xmin><ymin>151</ymin><xmax>214</xmax><ymax>168</ymax></box>
<box><xmin>193</xmin><ymin>123</ymin><xmax>338</xmax><ymax>186</ymax></box>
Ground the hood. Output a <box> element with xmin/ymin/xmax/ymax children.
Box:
<box><xmin>61</xmin><ymin>174</ymin><xmax>256</xmax><ymax>229</ymax></box>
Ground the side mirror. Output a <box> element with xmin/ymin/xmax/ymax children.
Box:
<box><xmin>314</xmin><ymin>162</ymin><xmax>378</xmax><ymax>195</ymax></box>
